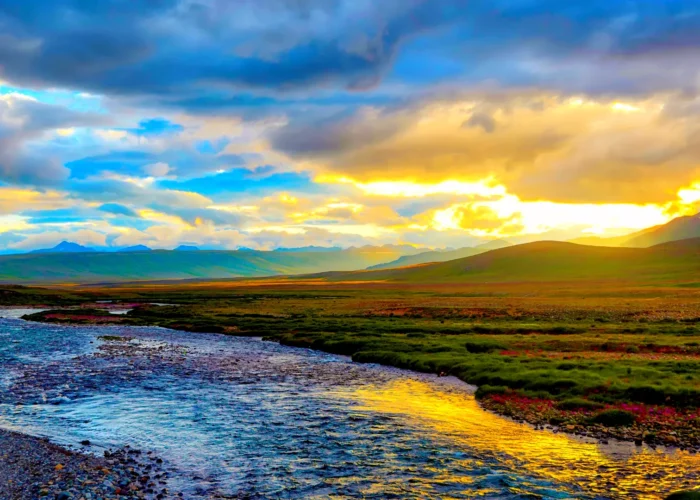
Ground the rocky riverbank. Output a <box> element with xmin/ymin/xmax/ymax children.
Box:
<box><xmin>0</xmin><ymin>429</ymin><xmax>176</xmax><ymax>499</ymax></box>
<box><xmin>478</xmin><ymin>392</ymin><xmax>700</xmax><ymax>453</ymax></box>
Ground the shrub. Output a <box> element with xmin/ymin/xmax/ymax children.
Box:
<box><xmin>425</xmin><ymin>345</ymin><xmax>453</xmax><ymax>353</ymax></box>
<box><xmin>591</xmin><ymin>409</ymin><xmax>636</xmax><ymax>427</ymax></box>
<box><xmin>665</xmin><ymin>492</ymin><xmax>700</xmax><ymax>500</ymax></box>
<box><xmin>557</xmin><ymin>398</ymin><xmax>604</xmax><ymax>411</ymax></box>
<box><xmin>623</xmin><ymin>385</ymin><xmax>667</xmax><ymax>405</ymax></box>
<box><xmin>184</xmin><ymin>324</ymin><xmax>225</xmax><ymax>333</ymax></box>
<box><xmin>549</xmin><ymin>326</ymin><xmax>580</xmax><ymax>334</ymax></box>
<box><xmin>465</xmin><ymin>341</ymin><xmax>505</xmax><ymax>353</ymax></box>
<box><xmin>475</xmin><ymin>385</ymin><xmax>508</xmax><ymax>400</ymax></box>
<box><xmin>525</xmin><ymin>378</ymin><xmax>578</xmax><ymax>394</ymax></box>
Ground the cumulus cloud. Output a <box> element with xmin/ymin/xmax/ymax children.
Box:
<box><xmin>274</xmin><ymin>92</ymin><xmax>700</xmax><ymax>204</ymax></box>
<box><xmin>0</xmin><ymin>186</ymin><xmax>70</xmax><ymax>215</ymax></box>
<box><xmin>148</xmin><ymin>205</ymin><xmax>252</xmax><ymax>228</ymax></box>
<box><xmin>69</xmin><ymin>177</ymin><xmax>213</xmax><ymax>208</ymax></box>
<box><xmin>143</xmin><ymin>162</ymin><xmax>170</xmax><ymax>177</ymax></box>
<box><xmin>98</xmin><ymin>203</ymin><xmax>140</xmax><ymax>218</ymax></box>
<box><xmin>270</xmin><ymin>106</ymin><xmax>414</xmax><ymax>157</ymax></box>
<box><xmin>274</xmin><ymin>93</ymin><xmax>570</xmax><ymax>182</ymax></box>
<box><xmin>0</xmin><ymin>94</ymin><xmax>106</xmax><ymax>185</ymax></box>
<box><xmin>463</xmin><ymin>112</ymin><xmax>496</xmax><ymax>133</ymax></box>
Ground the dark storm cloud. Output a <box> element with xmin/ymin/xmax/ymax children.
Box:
<box><xmin>2</xmin><ymin>0</ymin><xmax>700</xmax><ymax>106</ymax></box>
<box><xmin>270</xmin><ymin>106</ymin><xmax>416</xmax><ymax>157</ymax></box>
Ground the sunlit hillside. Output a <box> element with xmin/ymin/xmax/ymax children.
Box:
<box><xmin>324</xmin><ymin>239</ymin><xmax>700</xmax><ymax>283</ymax></box>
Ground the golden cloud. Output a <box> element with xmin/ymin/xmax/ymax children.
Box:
<box><xmin>278</xmin><ymin>93</ymin><xmax>700</xmax><ymax>205</ymax></box>
<box><xmin>0</xmin><ymin>187</ymin><xmax>72</xmax><ymax>214</ymax></box>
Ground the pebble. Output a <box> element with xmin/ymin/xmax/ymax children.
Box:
<box><xmin>0</xmin><ymin>428</ymin><xmax>176</xmax><ymax>500</ymax></box>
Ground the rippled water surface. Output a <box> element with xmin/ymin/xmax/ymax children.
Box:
<box><xmin>0</xmin><ymin>312</ymin><xmax>698</xmax><ymax>498</ymax></box>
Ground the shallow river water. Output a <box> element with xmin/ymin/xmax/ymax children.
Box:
<box><xmin>0</xmin><ymin>311</ymin><xmax>698</xmax><ymax>499</ymax></box>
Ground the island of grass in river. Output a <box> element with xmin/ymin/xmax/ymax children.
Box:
<box><xmin>10</xmin><ymin>279</ymin><xmax>700</xmax><ymax>452</ymax></box>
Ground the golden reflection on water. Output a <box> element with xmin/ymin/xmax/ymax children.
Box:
<box><xmin>343</xmin><ymin>379</ymin><xmax>700</xmax><ymax>499</ymax></box>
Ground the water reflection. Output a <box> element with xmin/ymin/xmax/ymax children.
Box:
<box><xmin>348</xmin><ymin>379</ymin><xmax>700</xmax><ymax>499</ymax></box>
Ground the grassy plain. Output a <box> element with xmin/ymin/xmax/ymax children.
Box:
<box><xmin>6</xmin><ymin>276</ymin><xmax>700</xmax><ymax>450</ymax></box>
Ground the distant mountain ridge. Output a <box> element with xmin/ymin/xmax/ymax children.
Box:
<box><xmin>0</xmin><ymin>245</ymin><xmax>426</xmax><ymax>283</ymax></box>
<box><xmin>174</xmin><ymin>245</ymin><xmax>200</xmax><ymax>252</ymax></box>
<box><xmin>30</xmin><ymin>241</ymin><xmax>96</xmax><ymax>254</ymax></box>
<box><xmin>624</xmin><ymin>213</ymin><xmax>700</xmax><ymax>247</ymax></box>
<box><xmin>117</xmin><ymin>245</ymin><xmax>152</xmax><ymax>252</ymax></box>
<box><xmin>274</xmin><ymin>246</ymin><xmax>342</xmax><ymax>253</ymax></box>
<box><xmin>569</xmin><ymin>212</ymin><xmax>700</xmax><ymax>248</ymax></box>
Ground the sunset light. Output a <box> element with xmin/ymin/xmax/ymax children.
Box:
<box><xmin>1</xmin><ymin>3</ymin><xmax>700</xmax><ymax>499</ymax></box>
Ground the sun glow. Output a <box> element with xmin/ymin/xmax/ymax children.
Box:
<box><xmin>611</xmin><ymin>102</ymin><xmax>642</xmax><ymax>113</ymax></box>
<box><xmin>431</xmin><ymin>197</ymin><xmax>679</xmax><ymax>237</ymax></box>
<box><xmin>320</xmin><ymin>175</ymin><xmax>700</xmax><ymax>238</ymax></box>
<box><xmin>317</xmin><ymin>175</ymin><xmax>506</xmax><ymax>198</ymax></box>
<box><xmin>678</xmin><ymin>183</ymin><xmax>700</xmax><ymax>205</ymax></box>
<box><xmin>0</xmin><ymin>215</ymin><xmax>30</xmax><ymax>233</ymax></box>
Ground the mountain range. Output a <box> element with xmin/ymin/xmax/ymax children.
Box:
<box><xmin>4</xmin><ymin>212</ymin><xmax>700</xmax><ymax>283</ymax></box>
<box><xmin>30</xmin><ymin>241</ymin><xmax>97</xmax><ymax>254</ymax></box>
<box><xmin>0</xmin><ymin>246</ymin><xmax>424</xmax><ymax>283</ymax></box>
<box><xmin>120</xmin><ymin>245</ymin><xmax>152</xmax><ymax>252</ymax></box>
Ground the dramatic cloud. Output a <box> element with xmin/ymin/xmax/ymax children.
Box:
<box><xmin>2</xmin><ymin>1</ymin><xmax>700</xmax><ymax>101</ymax></box>
<box><xmin>2</xmin><ymin>1</ymin><xmax>700</xmax><ymax>250</ymax></box>
<box><xmin>280</xmin><ymin>93</ymin><xmax>700</xmax><ymax>204</ymax></box>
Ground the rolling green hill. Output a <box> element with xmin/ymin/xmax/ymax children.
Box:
<box><xmin>367</xmin><ymin>240</ymin><xmax>511</xmax><ymax>270</ymax></box>
<box><xmin>322</xmin><ymin>239</ymin><xmax>700</xmax><ymax>283</ymax></box>
<box><xmin>0</xmin><ymin>246</ymin><xmax>420</xmax><ymax>283</ymax></box>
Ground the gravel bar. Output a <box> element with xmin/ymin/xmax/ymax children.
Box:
<box><xmin>0</xmin><ymin>428</ymin><xmax>177</xmax><ymax>499</ymax></box>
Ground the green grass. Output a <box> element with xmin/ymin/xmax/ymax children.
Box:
<box><xmin>8</xmin><ymin>281</ymin><xmax>700</xmax><ymax>410</ymax></box>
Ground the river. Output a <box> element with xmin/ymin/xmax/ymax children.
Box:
<box><xmin>0</xmin><ymin>311</ymin><xmax>698</xmax><ymax>498</ymax></box>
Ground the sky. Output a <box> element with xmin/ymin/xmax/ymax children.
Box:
<box><xmin>1</xmin><ymin>0</ymin><xmax>700</xmax><ymax>251</ymax></box>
